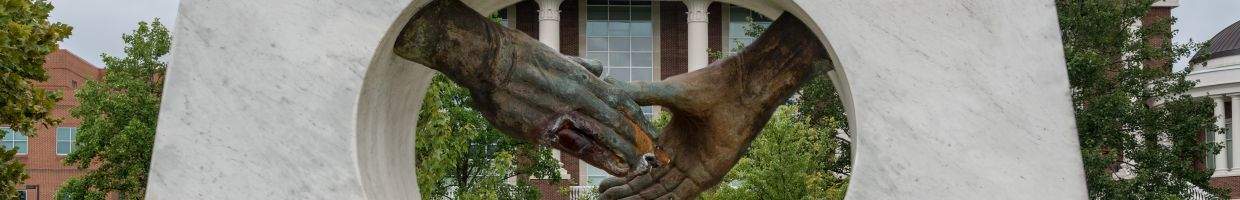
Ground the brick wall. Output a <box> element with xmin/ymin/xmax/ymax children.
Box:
<box><xmin>1213</xmin><ymin>176</ymin><xmax>1240</xmax><ymax>198</ymax></box>
<box><xmin>707</xmin><ymin>2</ymin><xmax>722</xmax><ymax>63</ymax></box>
<box><xmin>659</xmin><ymin>2</ymin><xmax>688</xmax><ymax>79</ymax></box>
<box><xmin>20</xmin><ymin>50</ymin><xmax>100</xmax><ymax>200</ymax></box>
<box><xmin>559</xmin><ymin>0</ymin><xmax>580</xmax><ymax>56</ymax></box>
<box><xmin>1141</xmin><ymin>6</ymin><xmax>1173</xmax><ymax>72</ymax></box>
<box><xmin>516</xmin><ymin>1</ymin><xmax>540</xmax><ymax>38</ymax></box>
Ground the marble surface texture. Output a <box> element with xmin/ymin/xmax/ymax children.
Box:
<box><xmin>148</xmin><ymin>0</ymin><xmax>1086</xmax><ymax>199</ymax></box>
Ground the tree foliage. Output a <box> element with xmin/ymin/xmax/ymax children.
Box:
<box><xmin>0</xmin><ymin>0</ymin><xmax>71</xmax><ymax>199</ymax></box>
<box><xmin>697</xmin><ymin>106</ymin><xmax>848</xmax><ymax>200</ymax></box>
<box><xmin>415</xmin><ymin>74</ymin><xmax>562</xmax><ymax>200</ymax></box>
<box><xmin>0</xmin><ymin>0</ymin><xmax>69</xmax><ymax>133</ymax></box>
<box><xmin>56</xmin><ymin>20</ymin><xmax>169</xmax><ymax>200</ymax></box>
<box><xmin>796</xmin><ymin>72</ymin><xmax>850</xmax><ymax>176</ymax></box>
<box><xmin>1057</xmin><ymin>0</ymin><xmax>1222</xmax><ymax>199</ymax></box>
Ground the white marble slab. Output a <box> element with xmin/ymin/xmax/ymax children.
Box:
<box><xmin>149</xmin><ymin>0</ymin><xmax>1085</xmax><ymax>199</ymax></box>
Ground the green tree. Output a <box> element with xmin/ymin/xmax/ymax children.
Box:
<box><xmin>796</xmin><ymin>70</ymin><xmax>850</xmax><ymax>176</ymax></box>
<box><xmin>0</xmin><ymin>0</ymin><xmax>71</xmax><ymax>199</ymax></box>
<box><xmin>696</xmin><ymin>106</ymin><xmax>848</xmax><ymax>200</ymax></box>
<box><xmin>1057</xmin><ymin>0</ymin><xmax>1222</xmax><ymax>199</ymax></box>
<box><xmin>415</xmin><ymin>74</ymin><xmax>562</xmax><ymax>200</ymax></box>
<box><xmin>55</xmin><ymin>20</ymin><xmax>169</xmax><ymax>200</ymax></box>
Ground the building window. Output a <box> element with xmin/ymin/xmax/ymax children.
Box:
<box><xmin>1230</xmin><ymin>121</ymin><xmax>1235</xmax><ymax>169</ymax></box>
<box><xmin>581</xmin><ymin>0</ymin><xmax>656</xmax><ymax>185</ymax></box>
<box><xmin>724</xmin><ymin>5</ymin><xmax>772</xmax><ymax>54</ymax></box>
<box><xmin>584</xmin><ymin>0</ymin><xmax>655</xmax><ymax>85</ymax></box>
<box><xmin>1209</xmin><ymin>130</ymin><xmax>1216</xmax><ymax>169</ymax></box>
<box><xmin>57</xmin><ymin>127</ymin><xmax>76</xmax><ymax>155</ymax></box>
<box><xmin>583</xmin><ymin>163</ymin><xmax>610</xmax><ymax>186</ymax></box>
<box><xmin>16</xmin><ymin>190</ymin><xmax>25</xmax><ymax>200</ymax></box>
<box><xmin>1</xmin><ymin>128</ymin><xmax>27</xmax><ymax>154</ymax></box>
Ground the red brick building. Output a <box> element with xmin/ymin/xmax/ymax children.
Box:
<box><xmin>2</xmin><ymin>50</ymin><xmax>103</xmax><ymax>200</ymax></box>
<box><xmin>492</xmin><ymin>0</ymin><xmax>773</xmax><ymax>199</ymax></box>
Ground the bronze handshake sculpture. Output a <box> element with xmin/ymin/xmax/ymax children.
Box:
<box><xmin>395</xmin><ymin>0</ymin><xmax>829</xmax><ymax>199</ymax></box>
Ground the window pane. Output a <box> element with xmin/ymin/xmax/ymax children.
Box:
<box><xmin>609</xmin><ymin>22</ymin><xmax>629</xmax><ymax>36</ymax></box>
<box><xmin>631</xmin><ymin>37</ymin><xmax>652</xmax><ymax>51</ymax></box>
<box><xmin>630</xmin><ymin>22</ymin><xmax>652</xmax><ymax>37</ymax></box>
<box><xmin>631</xmin><ymin>68</ymin><xmax>653</xmax><ymax>81</ymax></box>
<box><xmin>632</xmin><ymin>53</ymin><xmax>653</xmax><ymax>67</ymax></box>
<box><xmin>14</xmin><ymin>142</ymin><xmax>26</xmax><ymax>154</ymax></box>
<box><xmin>608</xmin><ymin>68</ymin><xmax>630</xmax><ymax>81</ymax></box>
<box><xmin>739</xmin><ymin>38</ymin><xmax>755</xmax><ymax>47</ymax></box>
<box><xmin>2</xmin><ymin>129</ymin><xmax>14</xmax><ymax>140</ymax></box>
<box><xmin>608</xmin><ymin>6</ymin><xmax>628</xmax><ymax>20</ymax></box>
<box><xmin>730</xmin><ymin>7</ymin><xmax>749</xmax><ymax>21</ymax></box>
<box><xmin>729</xmin><ymin>23</ymin><xmax>747</xmax><ymax>37</ymax></box>
<box><xmin>588</xmin><ymin>37</ymin><xmax>608</xmax><ymax>51</ymax></box>
<box><xmin>587</xmin><ymin>21</ymin><xmax>608</xmax><ymax>36</ymax></box>
<box><xmin>609</xmin><ymin>53</ymin><xmax>630</xmax><ymax>67</ymax></box>
<box><xmin>587</xmin><ymin>53</ymin><xmax>608</xmax><ymax>65</ymax></box>
<box><xmin>608</xmin><ymin>38</ymin><xmax>630</xmax><ymax>51</ymax></box>
<box><xmin>583</xmin><ymin>162</ymin><xmax>612</xmax><ymax>186</ymax></box>
<box><xmin>588</xmin><ymin>6</ymin><xmax>608</xmax><ymax>20</ymax></box>
<box><xmin>57</xmin><ymin>128</ymin><xmax>72</xmax><ymax>140</ymax></box>
<box><xmin>631</xmin><ymin>7</ymin><xmax>651</xmax><ymax>21</ymax></box>
<box><xmin>57</xmin><ymin>142</ymin><xmax>70</xmax><ymax>155</ymax></box>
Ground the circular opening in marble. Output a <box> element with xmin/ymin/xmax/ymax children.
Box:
<box><xmin>355</xmin><ymin>1</ymin><xmax>851</xmax><ymax>198</ymax></box>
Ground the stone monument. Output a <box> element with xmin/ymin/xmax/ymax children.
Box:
<box><xmin>148</xmin><ymin>0</ymin><xmax>1087</xmax><ymax>199</ymax></box>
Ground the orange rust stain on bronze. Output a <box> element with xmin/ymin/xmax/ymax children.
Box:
<box><xmin>626</xmin><ymin>117</ymin><xmax>670</xmax><ymax>165</ymax></box>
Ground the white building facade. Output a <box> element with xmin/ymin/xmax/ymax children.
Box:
<box><xmin>1188</xmin><ymin>19</ymin><xmax>1240</xmax><ymax>198</ymax></box>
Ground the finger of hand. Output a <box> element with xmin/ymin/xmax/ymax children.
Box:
<box><xmin>601</xmin><ymin>165</ymin><xmax>680</xmax><ymax>200</ymax></box>
<box><xmin>572</xmin><ymin>97</ymin><xmax>641</xmax><ymax>157</ymax></box>
<box><xmin>599</xmin><ymin>177</ymin><xmax>627</xmax><ymax>193</ymax></box>
<box><xmin>638</xmin><ymin>170</ymin><xmax>685</xmax><ymax>199</ymax></box>
<box><xmin>600</xmin><ymin>184</ymin><xmax>634</xmax><ymax>200</ymax></box>
<box><xmin>565</xmin><ymin>55</ymin><xmax>604</xmax><ymax>76</ymax></box>
<box><xmin>619</xmin><ymin>99</ymin><xmax>659</xmax><ymax>139</ymax></box>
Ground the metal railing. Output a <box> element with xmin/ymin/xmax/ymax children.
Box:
<box><xmin>1186</xmin><ymin>182</ymin><xmax>1221</xmax><ymax>200</ymax></box>
<box><xmin>568</xmin><ymin>186</ymin><xmax>599</xmax><ymax>200</ymax></box>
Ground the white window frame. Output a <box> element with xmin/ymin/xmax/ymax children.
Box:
<box><xmin>1</xmin><ymin>128</ymin><xmax>28</xmax><ymax>155</ymax></box>
<box><xmin>1229</xmin><ymin>121</ymin><xmax>1235</xmax><ymax>169</ymax></box>
<box><xmin>57</xmin><ymin>127</ymin><xmax>76</xmax><ymax>155</ymax></box>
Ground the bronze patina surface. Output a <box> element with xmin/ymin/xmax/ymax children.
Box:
<box><xmin>394</xmin><ymin>0</ymin><xmax>829</xmax><ymax>199</ymax></box>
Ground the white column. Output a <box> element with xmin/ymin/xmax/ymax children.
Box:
<box><xmin>534</xmin><ymin>0</ymin><xmax>570</xmax><ymax>179</ymax></box>
<box><xmin>536</xmin><ymin>0</ymin><xmax>564</xmax><ymax>51</ymax></box>
<box><xmin>1232</xmin><ymin>95</ymin><xmax>1240</xmax><ymax>171</ymax></box>
<box><xmin>685</xmin><ymin>0</ymin><xmax>711</xmax><ymax>71</ymax></box>
<box><xmin>1215</xmin><ymin>96</ymin><xmax>1229</xmax><ymax>172</ymax></box>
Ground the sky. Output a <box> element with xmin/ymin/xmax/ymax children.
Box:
<box><xmin>1172</xmin><ymin>0</ymin><xmax>1240</xmax><ymax>71</ymax></box>
<box><xmin>49</xmin><ymin>0</ymin><xmax>180</xmax><ymax>68</ymax></box>
<box><xmin>44</xmin><ymin>0</ymin><xmax>1240</xmax><ymax>69</ymax></box>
